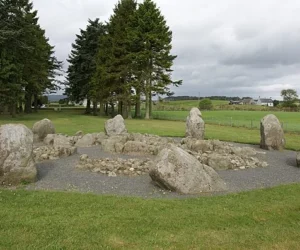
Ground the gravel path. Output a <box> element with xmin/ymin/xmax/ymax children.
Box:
<box><xmin>26</xmin><ymin>144</ymin><xmax>300</xmax><ymax>198</ymax></box>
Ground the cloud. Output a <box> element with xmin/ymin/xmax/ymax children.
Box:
<box><xmin>32</xmin><ymin>0</ymin><xmax>300</xmax><ymax>98</ymax></box>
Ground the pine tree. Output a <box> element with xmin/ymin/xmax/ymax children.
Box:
<box><xmin>66</xmin><ymin>19</ymin><xmax>104</xmax><ymax>114</ymax></box>
<box><xmin>129</xmin><ymin>0</ymin><xmax>181</xmax><ymax>119</ymax></box>
<box><xmin>105</xmin><ymin>0</ymin><xmax>137</xmax><ymax>118</ymax></box>
<box><xmin>0</xmin><ymin>0</ymin><xmax>61</xmax><ymax>116</ymax></box>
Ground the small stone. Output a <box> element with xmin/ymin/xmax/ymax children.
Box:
<box><xmin>80</xmin><ymin>154</ymin><xmax>88</xmax><ymax>161</ymax></box>
<box><xmin>129</xmin><ymin>167</ymin><xmax>134</xmax><ymax>172</ymax></box>
<box><xmin>239</xmin><ymin>166</ymin><xmax>246</xmax><ymax>170</ymax></box>
<box><xmin>108</xmin><ymin>172</ymin><xmax>117</xmax><ymax>177</ymax></box>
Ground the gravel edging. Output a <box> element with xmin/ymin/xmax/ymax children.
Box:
<box><xmin>26</xmin><ymin>144</ymin><xmax>300</xmax><ymax>199</ymax></box>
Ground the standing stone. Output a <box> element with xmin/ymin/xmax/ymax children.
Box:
<box><xmin>149</xmin><ymin>145</ymin><xmax>226</xmax><ymax>194</ymax></box>
<box><xmin>186</xmin><ymin>107</ymin><xmax>205</xmax><ymax>139</ymax></box>
<box><xmin>260</xmin><ymin>114</ymin><xmax>285</xmax><ymax>150</ymax></box>
<box><xmin>32</xmin><ymin>118</ymin><xmax>55</xmax><ymax>142</ymax></box>
<box><xmin>0</xmin><ymin>124</ymin><xmax>37</xmax><ymax>185</ymax></box>
<box><xmin>297</xmin><ymin>152</ymin><xmax>300</xmax><ymax>168</ymax></box>
<box><xmin>105</xmin><ymin>115</ymin><xmax>127</xmax><ymax>136</ymax></box>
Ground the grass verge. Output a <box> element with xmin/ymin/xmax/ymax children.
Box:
<box><xmin>0</xmin><ymin>185</ymin><xmax>300</xmax><ymax>249</ymax></box>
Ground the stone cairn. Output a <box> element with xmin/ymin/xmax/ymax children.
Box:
<box><xmin>26</xmin><ymin>111</ymin><xmax>271</xmax><ymax>194</ymax></box>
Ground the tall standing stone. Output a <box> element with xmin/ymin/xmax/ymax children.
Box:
<box><xmin>105</xmin><ymin>115</ymin><xmax>127</xmax><ymax>136</ymax></box>
<box><xmin>0</xmin><ymin>124</ymin><xmax>37</xmax><ymax>185</ymax></box>
<box><xmin>32</xmin><ymin>118</ymin><xmax>55</xmax><ymax>142</ymax></box>
<box><xmin>186</xmin><ymin>107</ymin><xmax>205</xmax><ymax>139</ymax></box>
<box><xmin>260</xmin><ymin>114</ymin><xmax>285</xmax><ymax>150</ymax></box>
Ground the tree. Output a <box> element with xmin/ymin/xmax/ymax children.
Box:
<box><xmin>128</xmin><ymin>0</ymin><xmax>181</xmax><ymax>119</ymax></box>
<box><xmin>199</xmin><ymin>98</ymin><xmax>213</xmax><ymax>110</ymax></box>
<box><xmin>105</xmin><ymin>0</ymin><xmax>137</xmax><ymax>118</ymax></box>
<box><xmin>281</xmin><ymin>89</ymin><xmax>298</xmax><ymax>107</ymax></box>
<box><xmin>65</xmin><ymin>18</ymin><xmax>104</xmax><ymax>114</ymax></box>
<box><xmin>0</xmin><ymin>0</ymin><xmax>61</xmax><ymax>117</ymax></box>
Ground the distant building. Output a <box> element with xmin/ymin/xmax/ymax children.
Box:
<box><xmin>242</xmin><ymin>98</ymin><xmax>256</xmax><ymax>105</ymax></box>
<box><xmin>256</xmin><ymin>97</ymin><xmax>273</xmax><ymax>107</ymax></box>
<box><xmin>229</xmin><ymin>100</ymin><xmax>243</xmax><ymax>105</ymax></box>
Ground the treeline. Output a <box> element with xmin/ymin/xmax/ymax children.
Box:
<box><xmin>0</xmin><ymin>0</ymin><xmax>61</xmax><ymax>117</ymax></box>
<box><xmin>65</xmin><ymin>0</ymin><xmax>181</xmax><ymax>119</ymax></box>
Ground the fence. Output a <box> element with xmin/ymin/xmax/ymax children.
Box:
<box><xmin>150</xmin><ymin>112</ymin><xmax>300</xmax><ymax>133</ymax></box>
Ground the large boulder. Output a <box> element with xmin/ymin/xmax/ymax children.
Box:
<box><xmin>186</xmin><ymin>107</ymin><xmax>205</xmax><ymax>139</ymax></box>
<box><xmin>105</xmin><ymin>115</ymin><xmax>127</xmax><ymax>136</ymax></box>
<box><xmin>260</xmin><ymin>114</ymin><xmax>285</xmax><ymax>150</ymax></box>
<box><xmin>32</xmin><ymin>118</ymin><xmax>55</xmax><ymax>142</ymax></box>
<box><xmin>0</xmin><ymin>124</ymin><xmax>37</xmax><ymax>185</ymax></box>
<box><xmin>297</xmin><ymin>153</ymin><xmax>300</xmax><ymax>168</ymax></box>
<box><xmin>149</xmin><ymin>145</ymin><xmax>226</xmax><ymax>194</ymax></box>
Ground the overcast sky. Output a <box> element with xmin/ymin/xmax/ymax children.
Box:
<box><xmin>33</xmin><ymin>0</ymin><xmax>300</xmax><ymax>99</ymax></box>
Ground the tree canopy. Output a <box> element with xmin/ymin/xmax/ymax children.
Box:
<box><xmin>0</xmin><ymin>0</ymin><xmax>61</xmax><ymax>117</ymax></box>
<box><xmin>281</xmin><ymin>89</ymin><xmax>298</xmax><ymax>107</ymax></box>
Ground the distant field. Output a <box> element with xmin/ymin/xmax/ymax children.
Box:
<box><xmin>154</xmin><ymin>99</ymin><xmax>228</xmax><ymax>111</ymax></box>
<box><xmin>150</xmin><ymin>110</ymin><xmax>300</xmax><ymax>133</ymax></box>
<box><xmin>0</xmin><ymin>110</ymin><xmax>299</xmax><ymax>150</ymax></box>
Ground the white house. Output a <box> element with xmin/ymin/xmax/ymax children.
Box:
<box><xmin>256</xmin><ymin>97</ymin><xmax>274</xmax><ymax>107</ymax></box>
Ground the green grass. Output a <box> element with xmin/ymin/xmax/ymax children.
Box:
<box><xmin>151</xmin><ymin>110</ymin><xmax>300</xmax><ymax>133</ymax></box>
<box><xmin>0</xmin><ymin>110</ymin><xmax>299</xmax><ymax>150</ymax></box>
<box><xmin>0</xmin><ymin>185</ymin><xmax>300</xmax><ymax>249</ymax></box>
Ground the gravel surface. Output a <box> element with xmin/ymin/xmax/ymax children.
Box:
<box><xmin>26</xmin><ymin>144</ymin><xmax>300</xmax><ymax>199</ymax></box>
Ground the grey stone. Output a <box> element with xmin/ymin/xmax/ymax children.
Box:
<box><xmin>186</xmin><ymin>107</ymin><xmax>205</xmax><ymax>139</ymax></box>
<box><xmin>75</xmin><ymin>133</ymin><xmax>96</xmax><ymax>147</ymax></box>
<box><xmin>0</xmin><ymin>124</ymin><xmax>37</xmax><ymax>185</ymax></box>
<box><xmin>75</xmin><ymin>131</ymin><xmax>83</xmax><ymax>137</ymax></box>
<box><xmin>260</xmin><ymin>114</ymin><xmax>285</xmax><ymax>150</ymax></box>
<box><xmin>105</xmin><ymin>115</ymin><xmax>127</xmax><ymax>136</ymax></box>
<box><xmin>207</xmin><ymin>154</ymin><xmax>233</xmax><ymax>170</ymax></box>
<box><xmin>32</xmin><ymin>119</ymin><xmax>55</xmax><ymax>142</ymax></box>
<box><xmin>149</xmin><ymin>145</ymin><xmax>226</xmax><ymax>194</ymax></box>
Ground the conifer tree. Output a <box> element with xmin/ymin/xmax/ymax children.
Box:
<box><xmin>105</xmin><ymin>0</ymin><xmax>137</xmax><ymax>118</ymax></box>
<box><xmin>129</xmin><ymin>0</ymin><xmax>181</xmax><ymax>119</ymax></box>
<box><xmin>66</xmin><ymin>18</ymin><xmax>104</xmax><ymax>114</ymax></box>
<box><xmin>0</xmin><ymin>0</ymin><xmax>61</xmax><ymax>116</ymax></box>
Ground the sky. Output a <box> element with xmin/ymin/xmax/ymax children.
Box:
<box><xmin>33</xmin><ymin>0</ymin><xmax>300</xmax><ymax>100</ymax></box>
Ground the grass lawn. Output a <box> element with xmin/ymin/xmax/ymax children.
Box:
<box><xmin>1</xmin><ymin>185</ymin><xmax>300</xmax><ymax>249</ymax></box>
<box><xmin>0</xmin><ymin>110</ymin><xmax>299</xmax><ymax>150</ymax></box>
<box><xmin>151</xmin><ymin>110</ymin><xmax>300</xmax><ymax>133</ymax></box>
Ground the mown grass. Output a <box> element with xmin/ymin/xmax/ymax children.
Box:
<box><xmin>1</xmin><ymin>185</ymin><xmax>300</xmax><ymax>249</ymax></box>
<box><xmin>151</xmin><ymin>110</ymin><xmax>300</xmax><ymax>133</ymax></box>
<box><xmin>0</xmin><ymin>110</ymin><xmax>299</xmax><ymax>150</ymax></box>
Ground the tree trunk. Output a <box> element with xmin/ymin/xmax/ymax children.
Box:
<box><xmin>127</xmin><ymin>100</ymin><xmax>132</xmax><ymax>119</ymax></box>
<box><xmin>118</xmin><ymin>101</ymin><xmax>123</xmax><ymax>115</ymax></box>
<box><xmin>105</xmin><ymin>103</ymin><xmax>108</xmax><ymax>116</ymax></box>
<box><xmin>99</xmin><ymin>102</ymin><xmax>105</xmax><ymax>116</ymax></box>
<box><xmin>10</xmin><ymin>103</ymin><xmax>16</xmax><ymax>118</ymax></box>
<box><xmin>34</xmin><ymin>94</ymin><xmax>38</xmax><ymax>113</ymax></box>
<box><xmin>110</xmin><ymin>102</ymin><xmax>115</xmax><ymax>117</ymax></box>
<box><xmin>145</xmin><ymin>90</ymin><xmax>150</xmax><ymax>120</ymax></box>
<box><xmin>25</xmin><ymin>92</ymin><xmax>32</xmax><ymax>114</ymax></box>
<box><xmin>122</xmin><ymin>101</ymin><xmax>128</xmax><ymax>119</ymax></box>
<box><xmin>85</xmin><ymin>99</ymin><xmax>91</xmax><ymax>114</ymax></box>
<box><xmin>135</xmin><ymin>89</ymin><xmax>141</xmax><ymax>118</ymax></box>
<box><xmin>92</xmin><ymin>101</ymin><xmax>98</xmax><ymax>116</ymax></box>
<box><xmin>149</xmin><ymin>92</ymin><xmax>152</xmax><ymax>118</ymax></box>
